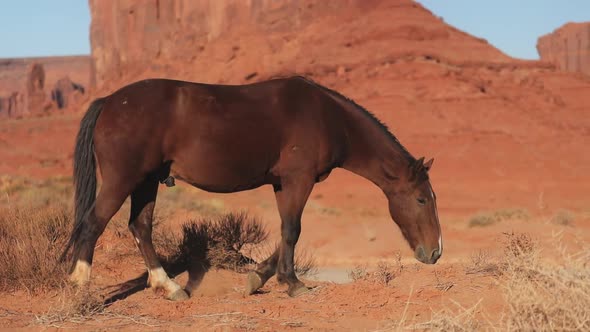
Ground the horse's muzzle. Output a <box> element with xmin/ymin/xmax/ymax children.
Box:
<box><xmin>415</xmin><ymin>245</ymin><xmax>441</xmax><ymax>264</ymax></box>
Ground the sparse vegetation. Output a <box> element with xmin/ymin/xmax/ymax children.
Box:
<box><xmin>468</xmin><ymin>208</ymin><xmax>530</xmax><ymax>227</ymax></box>
<box><xmin>154</xmin><ymin>212</ymin><xmax>316</xmax><ymax>277</ymax></box>
<box><xmin>1</xmin><ymin>175</ymin><xmax>587</xmax><ymax>331</ymax></box>
<box><xmin>0</xmin><ymin>205</ymin><xmax>70</xmax><ymax>292</ymax></box>
<box><xmin>35</xmin><ymin>286</ymin><xmax>166</xmax><ymax>328</ymax></box>
<box><xmin>405</xmin><ymin>232</ymin><xmax>590</xmax><ymax>331</ymax></box>
<box><xmin>500</xmin><ymin>232</ymin><xmax>590</xmax><ymax>331</ymax></box>
<box><xmin>433</xmin><ymin>269</ymin><xmax>454</xmax><ymax>292</ymax></box>
<box><xmin>374</xmin><ymin>261</ymin><xmax>396</xmax><ymax>285</ymax></box>
<box><xmin>464</xmin><ymin>249</ymin><xmax>500</xmax><ymax>276</ymax></box>
<box><xmin>550</xmin><ymin>209</ymin><xmax>575</xmax><ymax>226</ymax></box>
<box><xmin>348</xmin><ymin>265</ymin><xmax>368</xmax><ymax>282</ymax></box>
<box><xmin>348</xmin><ymin>261</ymin><xmax>397</xmax><ymax>285</ymax></box>
<box><xmin>0</xmin><ymin>176</ymin><xmax>73</xmax><ymax>209</ymax></box>
<box><xmin>407</xmin><ymin>300</ymin><xmax>483</xmax><ymax>332</ymax></box>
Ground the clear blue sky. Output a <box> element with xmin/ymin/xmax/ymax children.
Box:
<box><xmin>0</xmin><ymin>0</ymin><xmax>90</xmax><ymax>58</ymax></box>
<box><xmin>0</xmin><ymin>1</ymin><xmax>589</xmax><ymax>59</ymax></box>
<box><xmin>417</xmin><ymin>0</ymin><xmax>590</xmax><ymax>59</ymax></box>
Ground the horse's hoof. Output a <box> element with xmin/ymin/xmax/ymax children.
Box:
<box><xmin>246</xmin><ymin>271</ymin><xmax>263</xmax><ymax>295</ymax></box>
<box><xmin>288</xmin><ymin>284</ymin><xmax>311</xmax><ymax>297</ymax></box>
<box><xmin>167</xmin><ymin>289</ymin><xmax>189</xmax><ymax>301</ymax></box>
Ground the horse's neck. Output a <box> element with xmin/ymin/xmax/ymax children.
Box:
<box><xmin>340</xmin><ymin>107</ymin><xmax>410</xmax><ymax>192</ymax></box>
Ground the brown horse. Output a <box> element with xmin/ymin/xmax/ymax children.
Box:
<box><xmin>62</xmin><ymin>76</ymin><xmax>442</xmax><ymax>300</ymax></box>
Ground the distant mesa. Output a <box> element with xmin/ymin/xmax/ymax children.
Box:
<box><xmin>537</xmin><ymin>22</ymin><xmax>590</xmax><ymax>76</ymax></box>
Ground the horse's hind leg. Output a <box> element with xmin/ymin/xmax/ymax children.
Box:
<box><xmin>128</xmin><ymin>177</ymin><xmax>188</xmax><ymax>301</ymax></box>
<box><xmin>70</xmin><ymin>182</ymin><xmax>131</xmax><ymax>286</ymax></box>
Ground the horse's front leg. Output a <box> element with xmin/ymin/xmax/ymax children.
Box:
<box><xmin>274</xmin><ymin>176</ymin><xmax>314</xmax><ymax>297</ymax></box>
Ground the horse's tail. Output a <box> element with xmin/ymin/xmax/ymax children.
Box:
<box><xmin>60</xmin><ymin>98</ymin><xmax>105</xmax><ymax>265</ymax></box>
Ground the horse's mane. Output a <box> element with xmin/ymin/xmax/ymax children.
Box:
<box><xmin>294</xmin><ymin>76</ymin><xmax>416</xmax><ymax>165</ymax></box>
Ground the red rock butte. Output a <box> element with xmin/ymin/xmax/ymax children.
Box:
<box><xmin>538</xmin><ymin>22</ymin><xmax>590</xmax><ymax>76</ymax></box>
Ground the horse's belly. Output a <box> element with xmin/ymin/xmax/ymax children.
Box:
<box><xmin>169</xmin><ymin>153</ymin><xmax>276</xmax><ymax>193</ymax></box>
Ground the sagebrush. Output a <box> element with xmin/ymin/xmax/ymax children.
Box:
<box><xmin>0</xmin><ymin>206</ymin><xmax>70</xmax><ymax>292</ymax></box>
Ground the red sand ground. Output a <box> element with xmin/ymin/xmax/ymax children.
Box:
<box><xmin>1</xmin><ymin>1</ymin><xmax>590</xmax><ymax>330</ymax></box>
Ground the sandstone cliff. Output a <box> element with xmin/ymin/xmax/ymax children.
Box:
<box><xmin>537</xmin><ymin>22</ymin><xmax>590</xmax><ymax>76</ymax></box>
<box><xmin>88</xmin><ymin>0</ymin><xmax>514</xmax><ymax>90</ymax></box>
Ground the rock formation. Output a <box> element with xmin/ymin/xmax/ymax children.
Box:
<box><xmin>88</xmin><ymin>0</ymin><xmax>512</xmax><ymax>90</ymax></box>
<box><xmin>25</xmin><ymin>63</ymin><xmax>47</xmax><ymax>114</ymax></box>
<box><xmin>0</xmin><ymin>92</ymin><xmax>23</xmax><ymax>117</ymax></box>
<box><xmin>537</xmin><ymin>22</ymin><xmax>590</xmax><ymax>75</ymax></box>
<box><xmin>0</xmin><ymin>56</ymin><xmax>92</xmax><ymax>118</ymax></box>
<box><xmin>51</xmin><ymin>77</ymin><xmax>85</xmax><ymax>109</ymax></box>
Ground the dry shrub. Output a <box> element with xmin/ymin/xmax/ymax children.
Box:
<box><xmin>245</xmin><ymin>241</ymin><xmax>317</xmax><ymax>277</ymax></box>
<box><xmin>348</xmin><ymin>265</ymin><xmax>368</xmax><ymax>282</ymax></box>
<box><xmin>348</xmin><ymin>261</ymin><xmax>397</xmax><ymax>285</ymax></box>
<box><xmin>207</xmin><ymin>212</ymin><xmax>267</xmax><ymax>270</ymax></box>
<box><xmin>550</xmin><ymin>209</ymin><xmax>575</xmax><ymax>226</ymax></box>
<box><xmin>35</xmin><ymin>288</ymin><xmax>105</xmax><ymax>326</ymax></box>
<box><xmin>292</xmin><ymin>246</ymin><xmax>317</xmax><ymax>277</ymax></box>
<box><xmin>500</xmin><ymin>232</ymin><xmax>590</xmax><ymax>331</ymax></box>
<box><xmin>0</xmin><ymin>206</ymin><xmax>70</xmax><ymax>292</ymax></box>
<box><xmin>156</xmin><ymin>212</ymin><xmax>316</xmax><ymax>276</ymax></box>
<box><xmin>408</xmin><ymin>300</ymin><xmax>484</xmax><ymax>332</ymax></box>
<box><xmin>464</xmin><ymin>249</ymin><xmax>500</xmax><ymax>276</ymax></box>
<box><xmin>468</xmin><ymin>208</ymin><xmax>529</xmax><ymax>227</ymax></box>
<box><xmin>197</xmin><ymin>212</ymin><xmax>267</xmax><ymax>271</ymax></box>
<box><xmin>401</xmin><ymin>232</ymin><xmax>589</xmax><ymax>331</ymax></box>
<box><xmin>374</xmin><ymin>261</ymin><xmax>396</xmax><ymax>285</ymax></box>
<box><xmin>502</xmin><ymin>231</ymin><xmax>535</xmax><ymax>260</ymax></box>
<box><xmin>35</xmin><ymin>287</ymin><xmax>164</xmax><ymax>328</ymax></box>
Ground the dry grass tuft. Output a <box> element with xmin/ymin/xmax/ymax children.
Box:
<box><xmin>468</xmin><ymin>208</ymin><xmax>530</xmax><ymax>227</ymax></box>
<box><xmin>348</xmin><ymin>261</ymin><xmax>398</xmax><ymax>286</ymax></box>
<box><xmin>374</xmin><ymin>261</ymin><xmax>396</xmax><ymax>286</ymax></box>
<box><xmin>550</xmin><ymin>209</ymin><xmax>575</xmax><ymax>226</ymax></box>
<box><xmin>408</xmin><ymin>300</ymin><xmax>484</xmax><ymax>332</ymax></box>
<box><xmin>403</xmin><ymin>232</ymin><xmax>590</xmax><ymax>330</ymax></box>
<box><xmin>433</xmin><ymin>270</ymin><xmax>454</xmax><ymax>292</ymax></box>
<box><xmin>292</xmin><ymin>246</ymin><xmax>317</xmax><ymax>277</ymax></box>
<box><xmin>35</xmin><ymin>287</ymin><xmax>167</xmax><ymax>328</ymax></box>
<box><xmin>0</xmin><ymin>206</ymin><xmax>70</xmax><ymax>292</ymax></box>
<box><xmin>35</xmin><ymin>288</ymin><xmax>106</xmax><ymax>326</ymax></box>
<box><xmin>501</xmin><ymin>231</ymin><xmax>536</xmax><ymax>260</ymax></box>
<box><xmin>464</xmin><ymin>249</ymin><xmax>500</xmax><ymax>277</ymax></box>
<box><xmin>348</xmin><ymin>265</ymin><xmax>368</xmax><ymax>282</ymax></box>
<box><xmin>500</xmin><ymin>232</ymin><xmax>590</xmax><ymax>331</ymax></box>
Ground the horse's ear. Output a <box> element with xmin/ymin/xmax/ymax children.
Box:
<box><xmin>423</xmin><ymin>158</ymin><xmax>434</xmax><ymax>171</ymax></box>
<box><xmin>414</xmin><ymin>157</ymin><xmax>425</xmax><ymax>170</ymax></box>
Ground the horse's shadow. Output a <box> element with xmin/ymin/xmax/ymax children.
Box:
<box><xmin>102</xmin><ymin>259</ymin><xmax>210</xmax><ymax>306</ymax></box>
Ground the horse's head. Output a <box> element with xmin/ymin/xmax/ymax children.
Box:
<box><xmin>385</xmin><ymin>157</ymin><xmax>442</xmax><ymax>264</ymax></box>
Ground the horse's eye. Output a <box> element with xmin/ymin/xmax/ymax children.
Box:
<box><xmin>417</xmin><ymin>198</ymin><xmax>427</xmax><ymax>206</ymax></box>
